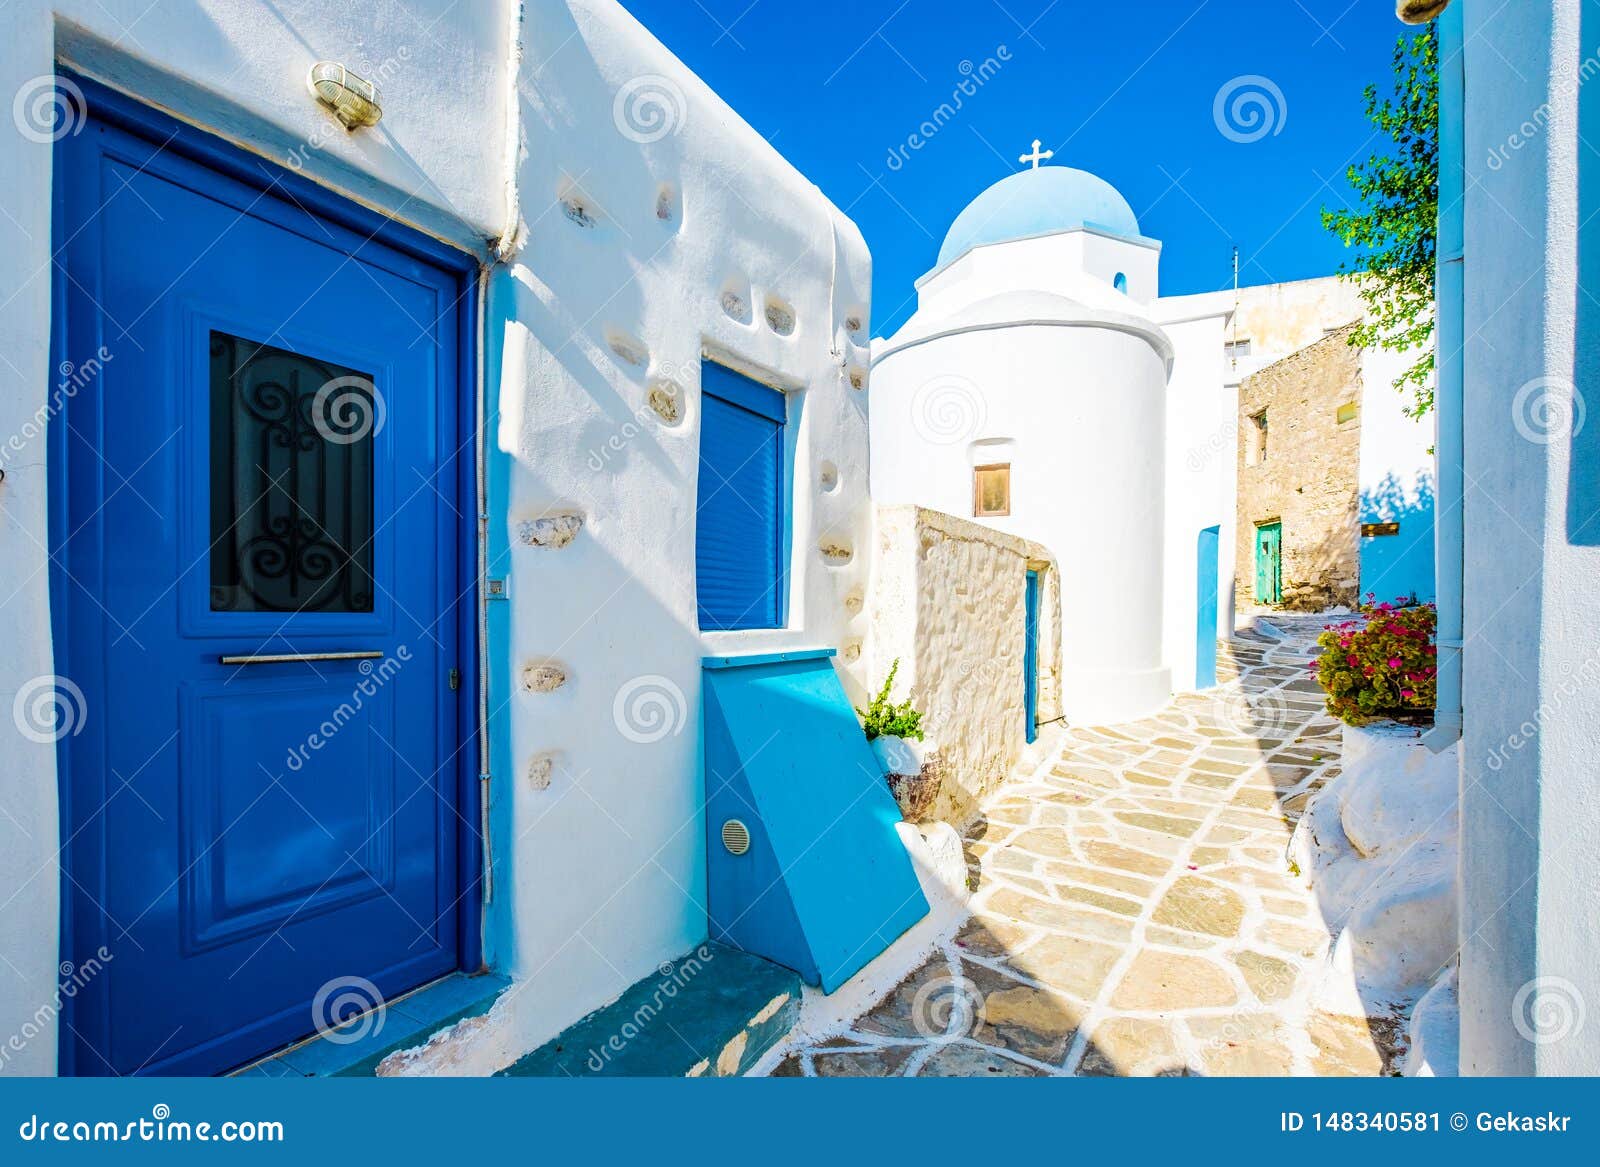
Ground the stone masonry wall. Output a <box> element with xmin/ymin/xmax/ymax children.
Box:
<box><xmin>1236</xmin><ymin>325</ymin><xmax>1362</xmax><ymax>611</ymax></box>
<box><xmin>870</xmin><ymin>505</ymin><xmax>1060</xmax><ymax>827</ymax></box>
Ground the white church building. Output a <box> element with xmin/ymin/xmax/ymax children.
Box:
<box><xmin>870</xmin><ymin>152</ymin><xmax>1237</xmax><ymax>726</ymax></box>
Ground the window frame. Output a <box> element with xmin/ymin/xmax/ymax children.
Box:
<box><xmin>695</xmin><ymin>360</ymin><xmax>790</xmax><ymax>632</ymax></box>
<box><xmin>972</xmin><ymin>462</ymin><xmax>1012</xmax><ymax>518</ymax></box>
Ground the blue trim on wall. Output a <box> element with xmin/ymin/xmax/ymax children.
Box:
<box><xmin>1023</xmin><ymin>571</ymin><xmax>1040</xmax><ymax>744</ymax></box>
<box><xmin>1195</xmin><ymin>526</ymin><xmax>1220</xmax><ymax>689</ymax></box>
<box><xmin>48</xmin><ymin>76</ymin><xmax>487</xmax><ymax>1074</ymax></box>
<box><xmin>703</xmin><ymin>648</ymin><xmax>836</xmax><ymax>670</ymax></box>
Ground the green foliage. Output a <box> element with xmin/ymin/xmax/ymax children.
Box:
<box><xmin>1322</xmin><ymin>23</ymin><xmax>1439</xmax><ymax>419</ymax></box>
<box><xmin>1312</xmin><ymin>598</ymin><xmax>1438</xmax><ymax>726</ymax></box>
<box><xmin>857</xmin><ymin>659</ymin><xmax>925</xmax><ymax>741</ymax></box>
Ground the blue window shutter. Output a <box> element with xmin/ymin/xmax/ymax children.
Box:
<box><xmin>697</xmin><ymin>362</ymin><xmax>786</xmax><ymax>630</ymax></box>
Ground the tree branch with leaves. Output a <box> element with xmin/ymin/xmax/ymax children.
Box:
<box><xmin>1322</xmin><ymin>22</ymin><xmax>1438</xmax><ymax>419</ymax></box>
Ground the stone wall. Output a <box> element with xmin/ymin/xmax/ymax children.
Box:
<box><xmin>1235</xmin><ymin>325</ymin><xmax>1362</xmax><ymax>610</ymax></box>
<box><xmin>869</xmin><ymin>505</ymin><xmax>1060</xmax><ymax>827</ymax></box>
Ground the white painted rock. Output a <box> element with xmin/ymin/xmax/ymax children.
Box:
<box><xmin>1338</xmin><ymin>722</ymin><xmax>1456</xmax><ymax>858</ymax></box>
<box><xmin>1403</xmin><ymin>965</ymin><xmax>1460</xmax><ymax>1076</ymax></box>
<box><xmin>871</xmin><ymin>734</ymin><xmax>926</xmax><ymax>777</ymax></box>
<box><xmin>518</xmin><ymin>514</ymin><xmax>583</xmax><ymax>549</ymax></box>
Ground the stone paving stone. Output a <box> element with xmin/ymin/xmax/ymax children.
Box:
<box><xmin>1189</xmin><ymin>1014</ymin><xmax>1295</xmax><ymax>1076</ymax></box>
<box><xmin>1077</xmin><ymin>1016</ymin><xmax>1186</xmax><ymax>1076</ymax></box>
<box><xmin>1234</xmin><ymin>950</ymin><xmax>1300</xmax><ymax>1003</ymax></box>
<box><xmin>982</xmin><ymin>891</ymin><xmax>1138</xmax><ymax>944</ymax></box>
<box><xmin>773</xmin><ymin>621</ymin><xmax>1395</xmax><ymax>1079</ymax></box>
<box><xmin>917</xmin><ymin>1043</ymin><xmax>1047</xmax><ymax>1077</ymax></box>
<box><xmin>1111</xmin><ymin>950</ymin><xmax>1238</xmax><ymax>1010</ymax></box>
<box><xmin>813</xmin><ymin>1045</ymin><xmax>917</xmax><ymax>1076</ymax></box>
<box><xmin>1009</xmin><ymin>932</ymin><xmax>1124</xmax><ymax>1000</ymax></box>
<box><xmin>1152</xmin><ymin>877</ymin><xmax>1247</xmax><ymax>937</ymax></box>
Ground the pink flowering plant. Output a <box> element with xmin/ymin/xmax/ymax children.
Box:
<box><xmin>1312</xmin><ymin>595</ymin><xmax>1437</xmax><ymax>726</ymax></box>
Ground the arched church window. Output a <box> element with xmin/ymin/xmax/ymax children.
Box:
<box><xmin>1113</xmin><ymin>271</ymin><xmax>1128</xmax><ymax>293</ymax></box>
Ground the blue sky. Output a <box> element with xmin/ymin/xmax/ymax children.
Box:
<box><xmin>619</xmin><ymin>0</ymin><xmax>1418</xmax><ymax>335</ymax></box>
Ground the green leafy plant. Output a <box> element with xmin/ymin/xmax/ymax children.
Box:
<box><xmin>857</xmin><ymin>659</ymin><xmax>925</xmax><ymax>741</ymax></box>
<box><xmin>1312</xmin><ymin>597</ymin><xmax>1437</xmax><ymax>726</ymax></box>
<box><xmin>1321</xmin><ymin>22</ymin><xmax>1438</xmax><ymax>418</ymax></box>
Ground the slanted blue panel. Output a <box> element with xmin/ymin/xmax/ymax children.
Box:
<box><xmin>1196</xmin><ymin>525</ymin><xmax>1220</xmax><ymax>689</ymax></box>
<box><xmin>697</xmin><ymin>362</ymin><xmax>785</xmax><ymax>630</ymax></box>
<box><xmin>1023</xmin><ymin>571</ymin><xmax>1040</xmax><ymax>743</ymax></box>
<box><xmin>703</xmin><ymin>653</ymin><xmax>928</xmax><ymax>992</ymax></box>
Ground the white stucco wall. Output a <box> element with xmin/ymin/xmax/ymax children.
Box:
<box><xmin>0</xmin><ymin>0</ymin><xmax>873</xmax><ymax>1075</ymax></box>
<box><xmin>1454</xmin><ymin>0</ymin><xmax>1600</xmax><ymax>1075</ymax></box>
<box><xmin>471</xmin><ymin>0</ymin><xmax>873</xmax><ymax>1072</ymax></box>
<box><xmin>1160</xmin><ymin>313</ymin><xmax>1235</xmax><ymax>689</ymax></box>
<box><xmin>870</xmin><ymin>313</ymin><xmax>1172</xmax><ymax>726</ymax></box>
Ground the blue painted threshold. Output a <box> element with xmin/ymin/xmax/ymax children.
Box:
<box><xmin>500</xmin><ymin>943</ymin><xmax>799</xmax><ymax>1077</ymax></box>
<box><xmin>702</xmin><ymin>652</ymin><xmax>928</xmax><ymax>991</ymax></box>
<box><xmin>233</xmin><ymin>972</ymin><xmax>510</xmax><ymax>1077</ymax></box>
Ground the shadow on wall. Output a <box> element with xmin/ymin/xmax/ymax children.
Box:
<box><xmin>1360</xmin><ymin>471</ymin><xmax>1436</xmax><ymax>603</ymax></box>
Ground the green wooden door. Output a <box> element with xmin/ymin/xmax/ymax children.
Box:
<box><xmin>1254</xmin><ymin>521</ymin><xmax>1282</xmax><ymax>604</ymax></box>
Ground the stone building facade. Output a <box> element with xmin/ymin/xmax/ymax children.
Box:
<box><xmin>869</xmin><ymin>506</ymin><xmax>1060</xmax><ymax>826</ymax></box>
<box><xmin>1235</xmin><ymin>325</ymin><xmax>1363</xmax><ymax>611</ymax></box>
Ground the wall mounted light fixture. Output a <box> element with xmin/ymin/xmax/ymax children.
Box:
<box><xmin>307</xmin><ymin>62</ymin><xmax>382</xmax><ymax>130</ymax></box>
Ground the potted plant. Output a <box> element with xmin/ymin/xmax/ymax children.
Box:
<box><xmin>858</xmin><ymin>660</ymin><xmax>936</xmax><ymax>818</ymax></box>
<box><xmin>1311</xmin><ymin>595</ymin><xmax>1437</xmax><ymax>725</ymax></box>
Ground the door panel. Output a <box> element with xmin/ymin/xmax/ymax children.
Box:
<box><xmin>55</xmin><ymin>98</ymin><xmax>465</xmax><ymax>1076</ymax></box>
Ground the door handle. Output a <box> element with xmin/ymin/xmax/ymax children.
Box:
<box><xmin>218</xmin><ymin>650</ymin><xmax>386</xmax><ymax>665</ymax></box>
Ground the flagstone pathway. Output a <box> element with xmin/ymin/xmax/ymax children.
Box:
<box><xmin>768</xmin><ymin>617</ymin><xmax>1406</xmax><ymax>1077</ymax></box>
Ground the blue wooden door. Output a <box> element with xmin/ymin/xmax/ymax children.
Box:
<box><xmin>54</xmin><ymin>97</ymin><xmax>464</xmax><ymax>1075</ymax></box>
<box><xmin>1195</xmin><ymin>526</ymin><xmax>1220</xmax><ymax>688</ymax></box>
<box><xmin>1023</xmin><ymin>571</ymin><xmax>1040</xmax><ymax>743</ymax></box>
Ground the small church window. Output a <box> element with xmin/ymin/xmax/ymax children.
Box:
<box><xmin>1113</xmin><ymin>271</ymin><xmax>1128</xmax><ymax>293</ymax></box>
<box><xmin>1248</xmin><ymin>410</ymin><xmax>1269</xmax><ymax>465</ymax></box>
<box><xmin>973</xmin><ymin>463</ymin><xmax>1011</xmax><ymax>517</ymax></box>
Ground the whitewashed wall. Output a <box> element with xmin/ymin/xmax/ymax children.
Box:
<box><xmin>0</xmin><ymin>0</ymin><xmax>873</xmax><ymax>1075</ymax></box>
<box><xmin>871</xmin><ymin>302</ymin><xmax>1173</xmax><ymax>726</ymax></box>
<box><xmin>1454</xmin><ymin>0</ymin><xmax>1600</xmax><ymax>1076</ymax></box>
<box><xmin>1158</xmin><ymin>312</ymin><xmax>1235</xmax><ymax>689</ymax></box>
<box><xmin>466</xmin><ymin>0</ymin><xmax>873</xmax><ymax>1072</ymax></box>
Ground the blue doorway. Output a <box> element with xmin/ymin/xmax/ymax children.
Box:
<box><xmin>1024</xmin><ymin>570</ymin><xmax>1040</xmax><ymax>742</ymax></box>
<box><xmin>1195</xmin><ymin>526</ymin><xmax>1221</xmax><ymax>689</ymax></box>
<box><xmin>52</xmin><ymin>79</ymin><xmax>480</xmax><ymax>1076</ymax></box>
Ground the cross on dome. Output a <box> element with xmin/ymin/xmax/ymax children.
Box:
<box><xmin>1019</xmin><ymin>139</ymin><xmax>1054</xmax><ymax>169</ymax></box>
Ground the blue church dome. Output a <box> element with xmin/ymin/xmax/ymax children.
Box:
<box><xmin>936</xmin><ymin>166</ymin><xmax>1142</xmax><ymax>267</ymax></box>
